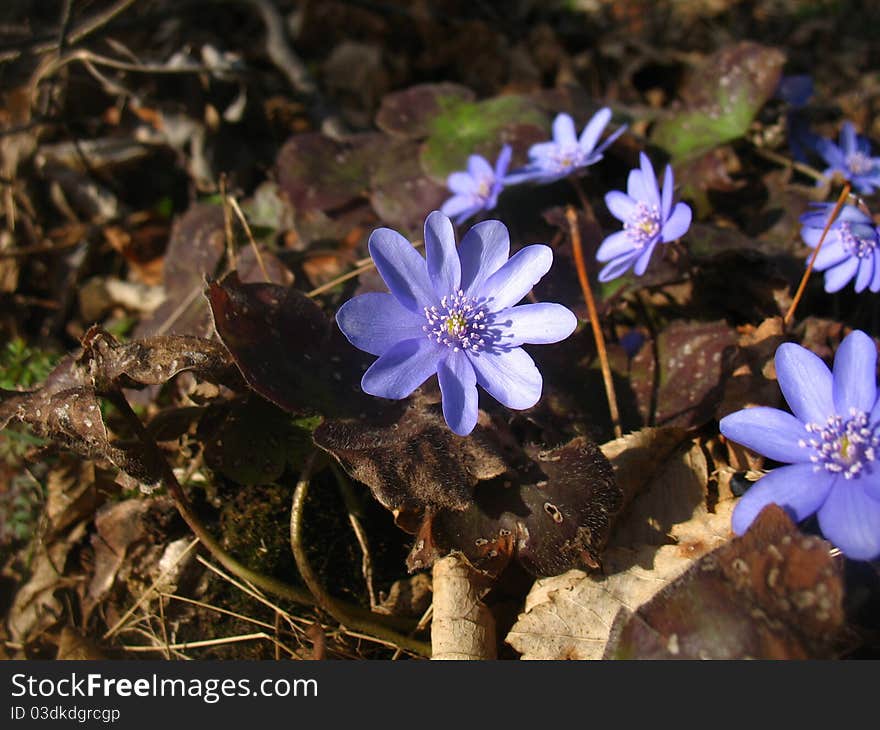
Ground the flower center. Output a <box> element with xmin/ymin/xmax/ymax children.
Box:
<box><xmin>839</xmin><ymin>222</ymin><xmax>878</xmax><ymax>259</ymax></box>
<box><xmin>554</xmin><ymin>145</ymin><xmax>584</xmax><ymax>171</ymax></box>
<box><xmin>846</xmin><ymin>151</ymin><xmax>874</xmax><ymax>176</ymax></box>
<box><xmin>800</xmin><ymin>409</ymin><xmax>880</xmax><ymax>479</ymax></box>
<box><xmin>476</xmin><ymin>177</ymin><xmax>492</xmax><ymax>200</ymax></box>
<box><xmin>423</xmin><ymin>291</ymin><xmax>490</xmax><ymax>352</ymax></box>
<box><xmin>624</xmin><ymin>202</ymin><xmax>661</xmax><ymax>248</ymax></box>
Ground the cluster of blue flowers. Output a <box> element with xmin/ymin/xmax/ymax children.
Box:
<box><xmin>441</xmin><ymin>109</ymin><xmax>693</xmax><ymax>282</ymax></box>
<box><xmin>332</xmin><ymin>101</ymin><xmax>880</xmax><ymax>561</ymax></box>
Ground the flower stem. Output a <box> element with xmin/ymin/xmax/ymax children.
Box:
<box><xmin>565</xmin><ymin>205</ymin><xmax>623</xmax><ymax>439</ymax></box>
<box><xmin>783</xmin><ymin>182</ymin><xmax>851</xmax><ymax>327</ymax></box>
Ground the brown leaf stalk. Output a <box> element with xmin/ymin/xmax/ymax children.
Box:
<box><xmin>784</xmin><ymin>182</ymin><xmax>851</xmax><ymax>327</ymax></box>
<box><xmin>566</xmin><ymin>205</ymin><xmax>623</xmax><ymax>438</ymax></box>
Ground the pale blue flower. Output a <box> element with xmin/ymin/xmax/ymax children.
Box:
<box><xmin>595</xmin><ymin>152</ymin><xmax>692</xmax><ymax>282</ymax></box>
<box><xmin>720</xmin><ymin>330</ymin><xmax>880</xmax><ymax>560</ymax></box>
<box><xmin>441</xmin><ymin>145</ymin><xmax>512</xmax><ymax>225</ymax></box>
<box><xmin>505</xmin><ymin>110</ymin><xmax>625</xmax><ymax>185</ymax></box>
<box><xmin>336</xmin><ymin>212</ymin><xmax>577</xmax><ymax>436</ymax></box>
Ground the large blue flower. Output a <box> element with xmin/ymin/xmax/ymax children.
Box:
<box><xmin>595</xmin><ymin>152</ymin><xmax>692</xmax><ymax>282</ymax></box>
<box><xmin>816</xmin><ymin>121</ymin><xmax>880</xmax><ymax>194</ymax></box>
<box><xmin>336</xmin><ymin>212</ymin><xmax>577</xmax><ymax>436</ymax></box>
<box><xmin>440</xmin><ymin>145</ymin><xmax>512</xmax><ymax>225</ymax></box>
<box><xmin>505</xmin><ymin>109</ymin><xmax>625</xmax><ymax>185</ymax></box>
<box><xmin>800</xmin><ymin>203</ymin><xmax>880</xmax><ymax>293</ymax></box>
<box><xmin>720</xmin><ymin>330</ymin><xmax>880</xmax><ymax>560</ymax></box>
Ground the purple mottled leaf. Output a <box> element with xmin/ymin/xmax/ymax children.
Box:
<box><xmin>630</xmin><ymin>320</ymin><xmax>737</xmax><ymax>429</ymax></box>
<box><xmin>369</xmin><ymin>138</ymin><xmax>448</xmax><ymax>233</ymax></box>
<box><xmin>604</xmin><ymin>505</ymin><xmax>848</xmax><ymax>659</ymax></box>
<box><xmin>375</xmin><ymin>83</ymin><xmax>476</xmax><ymax>139</ymax></box>
<box><xmin>275</xmin><ymin>132</ymin><xmax>377</xmax><ymax>213</ymax></box>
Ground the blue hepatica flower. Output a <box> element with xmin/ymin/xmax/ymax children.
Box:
<box><xmin>720</xmin><ymin>330</ymin><xmax>880</xmax><ymax>560</ymax></box>
<box><xmin>336</xmin><ymin>211</ymin><xmax>577</xmax><ymax>436</ymax></box>
<box><xmin>505</xmin><ymin>109</ymin><xmax>625</xmax><ymax>185</ymax></box>
<box><xmin>595</xmin><ymin>152</ymin><xmax>692</xmax><ymax>282</ymax></box>
<box><xmin>816</xmin><ymin>122</ymin><xmax>880</xmax><ymax>194</ymax></box>
<box><xmin>800</xmin><ymin>203</ymin><xmax>880</xmax><ymax>293</ymax></box>
<box><xmin>440</xmin><ymin>145</ymin><xmax>512</xmax><ymax>225</ymax></box>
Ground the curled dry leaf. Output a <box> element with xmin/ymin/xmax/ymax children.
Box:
<box><xmin>84</xmin><ymin>499</ymin><xmax>152</xmax><ymax>622</ymax></box>
<box><xmin>431</xmin><ymin>555</ymin><xmax>496</xmax><ymax>661</ymax></box>
<box><xmin>0</xmin><ymin>327</ymin><xmax>237</xmax><ymax>484</ymax></box>
<box><xmin>407</xmin><ymin>436</ymin><xmax>622</xmax><ymax>578</ymax></box>
<box><xmin>315</xmin><ymin>398</ymin><xmax>510</xmax><ymax>513</ymax></box>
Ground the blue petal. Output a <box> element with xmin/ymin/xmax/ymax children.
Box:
<box><xmin>477</xmin><ymin>244</ymin><xmax>553</xmax><ymax>310</ymax></box>
<box><xmin>424</xmin><ymin>211</ymin><xmax>461</xmax><ymax>297</ymax></box>
<box><xmin>437</xmin><ymin>350</ymin><xmax>478</xmax><ymax>436</ymax></box>
<box><xmin>774</xmin><ymin>342</ymin><xmax>834</xmax><ymax>425</ymax></box>
<box><xmin>441</xmin><ymin>194</ymin><xmax>479</xmax><ymax>222</ymax></box>
<box><xmin>596</xmin><ymin>230</ymin><xmax>633</xmax><ymax>262</ymax></box>
<box><xmin>593</xmin><ymin>122</ymin><xmax>626</xmax><ymax>155</ymax></box>
<box><xmin>494</xmin><ymin>144</ymin><xmax>513</xmax><ymax>178</ymax></box>
<box><xmin>336</xmin><ymin>293</ymin><xmax>427</xmax><ymax>356</ymax></box>
<box><xmin>369</xmin><ymin>228</ymin><xmax>437</xmax><ymax>312</ymax></box>
<box><xmin>467</xmin><ymin>155</ymin><xmax>493</xmax><ymax>180</ymax></box>
<box><xmin>832</xmin><ymin>329</ymin><xmax>877</xmax><ymax>414</ymax></box>
<box><xmin>447</xmin><ymin>172</ymin><xmax>476</xmax><ymax>194</ymax></box>
<box><xmin>632</xmin><ymin>239</ymin><xmax>659</xmax><ymax>276</ymax></box>
<box><xmin>578</xmin><ymin>107</ymin><xmax>612</xmax><ymax>153</ymax></box>
<box><xmin>871</xmin><ymin>252</ymin><xmax>880</xmax><ymax>292</ymax></box>
<box><xmin>598</xmin><ymin>252</ymin><xmax>639</xmax><ymax>282</ymax></box>
<box><xmin>459</xmin><ymin>219</ymin><xmax>510</xmax><ymax>296</ymax></box>
<box><xmin>817</xmin><ymin>480</ymin><xmax>880</xmax><ymax>560</ymax></box>
<box><xmin>467</xmin><ymin>346</ymin><xmax>542</xmax><ymax>410</ymax></box>
<box><xmin>731</xmin><ymin>463</ymin><xmax>835</xmax><ymax>535</ymax></box>
<box><xmin>492</xmin><ymin>303</ymin><xmax>577</xmax><ymax>347</ymax></box>
<box><xmin>360</xmin><ymin>337</ymin><xmax>440</xmax><ymax>399</ymax></box>
<box><xmin>660</xmin><ymin>164</ymin><xmax>674</xmax><ymax>220</ymax></box>
<box><xmin>627</xmin><ymin>169</ymin><xmax>650</xmax><ymax>201</ymax></box>
<box><xmin>823</xmin><ymin>256</ymin><xmax>859</xmax><ymax>293</ymax></box>
<box><xmin>661</xmin><ymin>202</ymin><xmax>692</xmax><ymax>242</ymax></box>
<box><xmin>605</xmin><ymin>191</ymin><xmax>637</xmax><ymax>221</ymax></box>
<box><xmin>719</xmin><ymin>406</ymin><xmax>811</xmax><ymax>463</ymax></box>
<box><xmin>840</xmin><ymin>121</ymin><xmax>857</xmax><ymax>155</ymax></box>
<box><xmin>811</xmin><ymin>240</ymin><xmax>848</xmax><ymax>270</ymax></box>
<box><xmin>553</xmin><ymin>113</ymin><xmax>578</xmax><ymax>146</ymax></box>
<box><xmin>855</xmin><ymin>256</ymin><xmax>874</xmax><ymax>293</ymax></box>
<box><xmin>638</xmin><ymin>152</ymin><xmax>660</xmax><ymax>209</ymax></box>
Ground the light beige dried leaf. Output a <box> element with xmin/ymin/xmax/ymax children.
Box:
<box><xmin>507</xmin><ymin>546</ymin><xmax>695</xmax><ymax>660</ymax></box>
<box><xmin>607</xmin><ymin>438</ymin><xmax>709</xmax><ymax>549</ymax></box>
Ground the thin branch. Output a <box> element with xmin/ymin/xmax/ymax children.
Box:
<box><xmin>290</xmin><ymin>455</ymin><xmax>431</xmax><ymax>658</ymax></box>
<box><xmin>565</xmin><ymin>205</ymin><xmax>623</xmax><ymax>438</ymax></box>
<box><xmin>227</xmin><ymin>194</ymin><xmax>270</xmax><ymax>283</ymax></box>
<box><xmin>784</xmin><ymin>182</ymin><xmax>852</xmax><ymax>327</ymax></box>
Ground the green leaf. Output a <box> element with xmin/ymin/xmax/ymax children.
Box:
<box><xmin>420</xmin><ymin>95</ymin><xmax>548</xmax><ymax>182</ymax></box>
